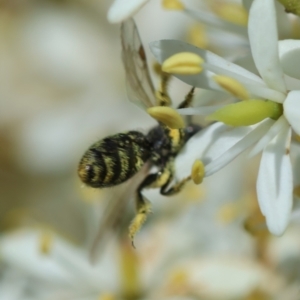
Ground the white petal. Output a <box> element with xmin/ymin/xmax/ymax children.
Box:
<box><xmin>256</xmin><ymin>123</ymin><xmax>292</xmax><ymax>235</ymax></box>
<box><xmin>0</xmin><ymin>230</ymin><xmax>70</xmax><ymax>282</ymax></box>
<box><xmin>175</xmin><ymin>122</ymin><xmax>237</xmax><ymax>179</ymax></box>
<box><xmin>249</xmin><ymin>116</ymin><xmax>287</xmax><ymax>157</ymax></box>
<box><xmin>275</xmin><ymin>1</ymin><xmax>293</xmax><ymax>39</ymax></box>
<box><xmin>150</xmin><ymin>40</ymin><xmax>286</xmax><ymax>103</ymax></box>
<box><xmin>242</xmin><ymin>0</ymin><xmax>253</xmax><ymax>11</ymax></box>
<box><xmin>185</xmin><ymin>8</ymin><xmax>248</xmax><ymax>37</ymax></box>
<box><xmin>248</xmin><ymin>0</ymin><xmax>286</xmax><ymax>93</ymax></box>
<box><xmin>279</xmin><ymin>40</ymin><xmax>300</xmax><ymax>80</ymax></box>
<box><xmin>284</xmin><ymin>90</ymin><xmax>300</xmax><ymax>135</ymax></box>
<box><xmin>107</xmin><ymin>0</ymin><xmax>149</xmax><ymax>23</ymax></box>
<box><xmin>205</xmin><ymin>119</ymin><xmax>273</xmax><ymax>176</ymax></box>
<box><xmin>284</xmin><ymin>75</ymin><xmax>300</xmax><ymax>90</ymax></box>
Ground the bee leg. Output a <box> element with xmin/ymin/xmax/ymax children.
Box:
<box><xmin>128</xmin><ymin>165</ymin><xmax>174</xmax><ymax>246</ymax></box>
<box><xmin>128</xmin><ymin>174</ymin><xmax>157</xmax><ymax>247</ymax></box>
<box><xmin>155</xmin><ymin>70</ymin><xmax>172</xmax><ymax>107</ymax></box>
<box><xmin>160</xmin><ymin>175</ymin><xmax>192</xmax><ymax>196</ymax></box>
<box><xmin>177</xmin><ymin>87</ymin><xmax>195</xmax><ymax>109</ymax></box>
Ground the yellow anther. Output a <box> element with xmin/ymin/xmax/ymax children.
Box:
<box><xmin>277</xmin><ymin>0</ymin><xmax>300</xmax><ymax>17</ymax></box>
<box><xmin>39</xmin><ymin>231</ymin><xmax>53</xmax><ymax>255</ymax></box>
<box><xmin>217</xmin><ymin>203</ymin><xmax>240</xmax><ymax>224</ymax></box>
<box><xmin>147</xmin><ymin>106</ymin><xmax>185</xmax><ymax>128</ymax></box>
<box><xmin>187</xmin><ymin>24</ymin><xmax>208</xmax><ymax>49</ymax></box>
<box><xmin>128</xmin><ymin>199</ymin><xmax>152</xmax><ymax>245</ymax></box>
<box><xmin>162</xmin><ymin>0</ymin><xmax>185</xmax><ymax>10</ymax></box>
<box><xmin>191</xmin><ymin>160</ymin><xmax>205</xmax><ymax>185</ymax></box>
<box><xmin>207</xmin><ymin>99</ymin><xmax>283</xmax><ymax>126</ymax></box>
<box><xmin>162</xmin><ymin>52</ymin><xmax>203</xmax><ymax>75</ymax></box>
<box><xmin>213</xmin><ymin>75</ymin><xmax>249</xmax><ymax>100</ymax></box>
<box><xmin>211</xmin><ymin>3</ymin><xmax>248</xmax><ymax>26</ymax></box>
<box><xmin>167</xmin><ymin>269</ymin><xmax>189</xmax><ymax>294</ymax></box>
<box><xmin>98</xmin><ymin>293</ymin><xmax>116</xmax><ymax>300</ymax></box>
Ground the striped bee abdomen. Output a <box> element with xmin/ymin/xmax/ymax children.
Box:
<box><xmin>78</xmin><ymin>131</ymin><xmax>151</xmax><ymax>188</ymax></box>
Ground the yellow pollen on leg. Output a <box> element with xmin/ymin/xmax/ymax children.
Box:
<box><xmin>169</xmin><ymin>128</ymin><xmax>181</xmax><ymax>147</ymax></box>
<box><xmin>162</xmin><ymin>52</ymin><xmax>203</xmax><ymax>75</ymax></box>
<box><xmin>213</xmin><ymin>75</ymin><xmax>249</xmax><ymax>100</ymax></box>
<box><xmin>129</xmin><ymin>199</ymin><xmax>152</xmax><ymax>246</ymax></box>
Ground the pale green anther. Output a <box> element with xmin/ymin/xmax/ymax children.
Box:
<box><xmin>207</xmin><ymin>99</ymin><xmax>283</xmax><ymax>126</ymax></box>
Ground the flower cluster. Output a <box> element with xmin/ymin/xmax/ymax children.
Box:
<box><xmin>108</xmin><ymin>0</ymin><xmax>300</xmax><ymax>237</ymax></box>
<box><xmin>150</xmin><ymin>0</ymin><xmax>300</xmax><ymax>236</ymax></box>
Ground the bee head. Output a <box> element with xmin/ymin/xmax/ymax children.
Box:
<box><xmin>184</xmin><ymin>124</ymin><xmax>202</xmax><ymax>142</ymax></box>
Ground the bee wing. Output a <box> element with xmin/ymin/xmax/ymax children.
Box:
<box><xmin>121</xmin><ymin>18</ymin><xmax>155</xmax><ymax>110</ymax></box>
<box><xmin>89</xmin><ymin>162</ymin><xmax>150</xmax><ymax>263</ymax></box>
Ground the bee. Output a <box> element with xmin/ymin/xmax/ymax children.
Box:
<box><xmin>78</xmin><ymin>18</ymin><xmax>201</xmax><ymax>254</ymax></box>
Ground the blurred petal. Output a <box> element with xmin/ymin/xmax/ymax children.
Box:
<box><xmin>205</xmin><ymin>119</ymin><xmax>273</xmax><ymax>176</ymax></box>
<box><xmin>279</xmin><ymin>40</ymin><xmax>300</xmax><ymax>80</ymax></box>
<box><xmin>248</xmin><ymin>0</ymin><xmax>286</xmax><ymax>93</ymax></box>
<box><xmin>284</xmin><ymin>90</ymin><xmax>300</xmax><ymax>135</ymax></box>
<box><xmin>108</xmin><ymin>0</ymin><xmax>149</xmax><ymax>23</ymax></box>
<box><xmin>257</xmin><ymin>123</ymin><xmax>292</xmax><ymax>236</ymax></box>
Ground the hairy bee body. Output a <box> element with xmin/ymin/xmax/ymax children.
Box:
<box><xmin>78</xmin><ymin>131</ymin><xmax>152</xmax><ymax>188</ymax></box>
<box><xmin>78</xmin><ymin>125</ymin><xmax>200</xmax><ymax>189</ymax></box>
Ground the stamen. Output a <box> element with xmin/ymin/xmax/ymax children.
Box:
<box><xmin>39</xmin><ymin>230</ymin><xmax>53</xmax><ymax>255</ymax></box>
<box><xmin>98</xmin><ymin>294</ymin><xmax>116</xmax><ymax>300</ymax></box>
<box><xmin>162</xmin><ymin>0</ymin><xmax>185</xmax><ymax>10</ymax></box>
<box><xmin>162</xmin><ymin>52</ymin><xmax>203</xmax><ymax>75</ymax></box>
<box><xmin>147</xmin><ymin>106</ymin><xmax>185</xmax><ymax>128</ymax></box>
<box><xmin>187</xmin><ymin>24</ymin><xmax>208</xmax><ymax>49</ymax></box>
<box><xmin>213</xmin><ymin>75</ymin><xmax>249</xmax><ymax>100</ymax></box>
<box><xmin>211</xmin><ymin>3</ymin><xmax>248</xmax><ymax>26</ymax></box>
<box><xmin>207</xmin><ymin>99</ymin><xmax>283</xmax><ymax>126</ymax></box>
<box><xmin>191</xmin><ymin>160</ymin><xmax>205</xmax><ymax>185</ymax></box>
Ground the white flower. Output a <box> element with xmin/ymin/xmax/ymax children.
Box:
<box><xmin>107</xmin><ymin>0</ymin><xmax>150</xmax><ymax>23</ymax></box>
<box><xmin>150</xmin><ymin>0</ymin><xmax>300</xmax><ymax>236</ymax></box>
